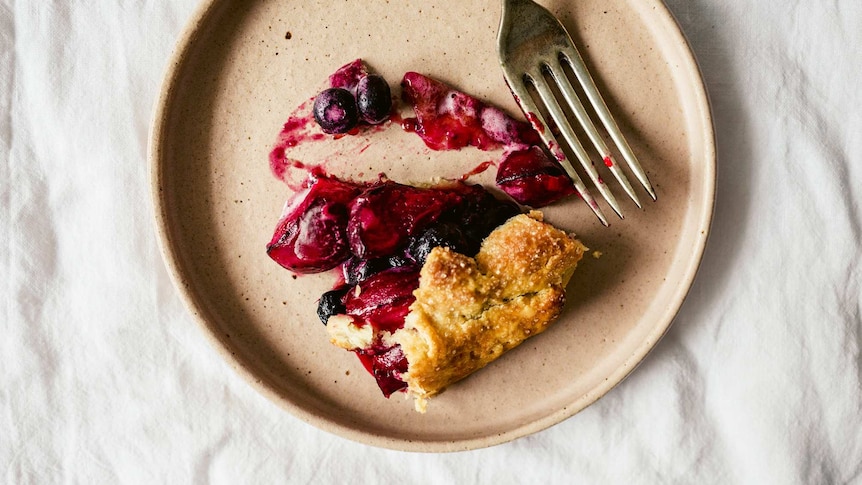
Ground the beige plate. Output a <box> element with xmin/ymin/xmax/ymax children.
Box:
<box><xmin>149</xmin><ymin>0</ymin><xmax>715</xmax><ymax>451</ymax></box>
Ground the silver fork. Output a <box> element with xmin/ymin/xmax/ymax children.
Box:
<box><xmin>497</xmin><ymin>0</ymin><xmax>656</xmax><ymax>225</ymax></box>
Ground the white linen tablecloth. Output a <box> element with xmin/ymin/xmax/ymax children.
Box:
<box><xmin>2</xmin><ymin>1</ymin><xmax>861</xmax><ymax>483</ymax></box>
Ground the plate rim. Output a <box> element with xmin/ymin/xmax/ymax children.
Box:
<box><xmin>148</xmin><ymin>0</ymin><xmax>716</xmax><ymax>452</ymax></box>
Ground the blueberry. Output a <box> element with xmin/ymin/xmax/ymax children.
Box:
<box><xmin>313</xmin><ymin>88</ymin><xmax>359</xmax><ymax>134</ymax></box>
<box><xmin>472</xmin><ymin>200</ymin><xmax>520</xmax><ymax>237</ymax></box>
<box><xmin>317</xmin><ymin>286</ymin><xmax>350</xmax><ymax>325</ymax></box>
<box><xmin>356</xmin><ymin>75</ymin><xmax>392</xmax><ymax>124</ymax></box>
<box><xmin>342</xmin><ymin>255</ymin><xmax>414</xmax><ymax>285</ymax></box>
<box><xmin>460</xmin><ymin>187</ymin><xmax>520</xmax><ymax>230</ymax></box>
<box><xmin>454</xmin><ymin>189</ymin><xmax>520</xmax><ymax>249</ymax></box>
<box><xmin>407</xmin><ymin>222</ymin><xmax>470</xmax><ymax>265</ymax></box>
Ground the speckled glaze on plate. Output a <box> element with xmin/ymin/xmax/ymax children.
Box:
<box><xmin>149</xmin><ymin>0</ymin><xmax>715</xmax><ymax>451</ymax></box>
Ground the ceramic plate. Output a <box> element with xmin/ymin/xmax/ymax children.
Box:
<box><xmin>149</xmin><ymin>0</ymin><xmax>715</xmax><ymax>451</ymax></box>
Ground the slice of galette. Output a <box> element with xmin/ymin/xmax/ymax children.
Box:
<box><xmin>326</xmin><ymin>211</ymin><xmax>586</xmax><ymax>412</ymax></box>
<box><xmin>267</xmin><ymin>172</ymin><xmax>586</xmax><ymax>412</ymax></box>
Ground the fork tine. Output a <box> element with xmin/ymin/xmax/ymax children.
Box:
<box><xmin>545</xmin><ymin>60</ymin><xmax>642</xmax><ymax>208</ymax></box>
<box><xmin>559</xmin><ymin>46</ymin><xmax>657</xmax><ymax>201</ymax></box>
<box><xmin>507</xmin><ymin>75</ymin><xmax>610</xmax><ymax>226</ymax></box>
<box><xmin>529</xmin><ymin>68</ymin><xmax>625</xmax><ymax>219</ymax></box>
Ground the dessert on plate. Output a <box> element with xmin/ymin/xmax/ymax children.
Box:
<box><xmin>327</xmin><ymin>210</ymin><xmax>586</xmax><ymax>412</ymax></box>
<box><xmin>266</xmin><ymin>60</ymin><xmax>588</xmax><ymax>411</ymax></box>
<box><xmin>268</xmin><ymin>173</ymin><xmax>586</xmax><ymax>411</ymax></box>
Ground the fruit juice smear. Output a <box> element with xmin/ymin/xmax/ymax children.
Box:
<box><xmin>270</xmin><ymin>59</ymin><xmax>576</xmax><ymax>207</ymax></box>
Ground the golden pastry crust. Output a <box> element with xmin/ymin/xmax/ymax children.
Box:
<box><xmin>392</xmin><ymin>212</ymin><xmax>587</xmax><ymax>411</ymax></box>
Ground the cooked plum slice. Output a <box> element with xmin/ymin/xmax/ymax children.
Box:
<box><xmin>346</xmin><ymin>181</ymin><xmax>464</xmax><ymax>259</ymax></box>
<box><xmin>356</xmin><ymin>343</ymin><xmax>409</xmax><ymax>397</ymax></box>
<box><xmin>342</xmin><ymin>266</ymin><xmax>421</xmax><ymax>334</ymax></box>
<box><xmin>496</xmin><ymin>145</ymin><xmax>576</xmax><ymax>207</ymax></box>
<box><xmin>266</xmin><ymin>175</ymin><xmax>361</xmax><ymax>273</ymax></box>
<box><xmin>401</xmin><ymin>72</ymin><xmax>496</xmax><ymax>151</ymax></box>
<box><xmin>400</xmin><ymin>72</ymin><xmax>541</xmax><ymax>152</ymax></box>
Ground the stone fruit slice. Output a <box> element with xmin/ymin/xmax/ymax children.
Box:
<box><xmin>266</xmin><ymin>174</ymin><xmax>361</xmax><ymax>273</ymax></box>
